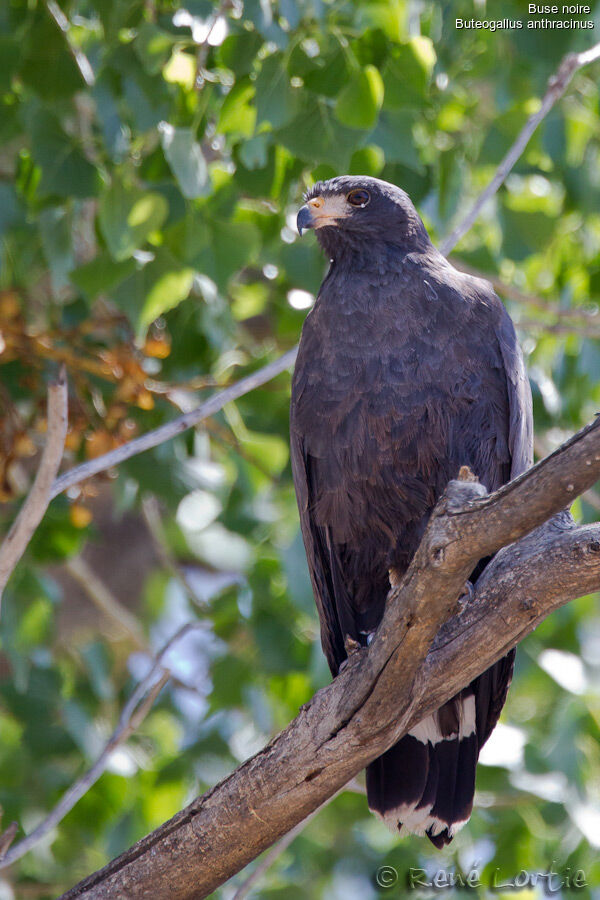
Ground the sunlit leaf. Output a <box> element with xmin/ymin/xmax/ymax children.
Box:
<box><xmin>99</xmin><ymin>181</ymin><xmax>169</xmax><ymax>261</ymax></box>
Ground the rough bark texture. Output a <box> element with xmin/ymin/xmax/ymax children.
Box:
<box><xmin>58</xmin><ymin>418</ymin><xmax>600</xmax><ymax>900</ymax></box>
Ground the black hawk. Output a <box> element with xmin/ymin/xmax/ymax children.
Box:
<box><xmin>290</xmin><ymin>175</ymin><xmax>533</xmax><ymax>847</ymax></box>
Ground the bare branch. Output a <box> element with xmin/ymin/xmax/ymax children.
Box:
<box><xmin>194</xmin><ymin>0</ymin><xmax>231</xmax><ymax>89</ymax></box>
<box><xmin>0</xmin><ymin>623</ymin><xmax>204</xmax><ymax>870</ymax></box>
<box><xmin>141</xmin><ymin>495</ymin><xmax>209</xmax><ymax>610</ymax></box>
<box><xmin>45</xmin><ymin>0</ymin><xmax>95</xmax><ymax>86</ymax></box>
<box><xmin>49</xmin><ymin>349</ymin><xmax>297</xmax><ymax>500</ymax></box>
<box><xmin>63</xmin><ymin>556</ymin><xmax>147</xmax><ymax>650</ymax></box>
<box><xmin>57</xmin><ymin>418</ymin><xmax>600</xmax><ymax>900</ymax></box>
<box><xmin>517</xmin><ymin>319</ymin><xmax>600</xmax><ymax>339</ymax></box>
<box><xmin>0</xmin><ymin>366</ymin><xmax>68</xmax><ymax>604</ymax></box>
<box><xmin>454</xmin><ymin>259</ymin><xmax>600</xmax><ymax>323</ymax></box>
<box><xmin>0</xmin><ymin>823</ymin><xmax>18</xmax><ymax>858</ymax></box>
<box><xmin>440</xmin><ymin>41</ymin><xmax>600</xmax><ymax>256</ymax></box>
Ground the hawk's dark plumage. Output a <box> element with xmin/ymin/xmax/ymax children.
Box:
<box><xmin>290</xmin><ymin>176</ymin><xmax>533</xmax><ymax>846</ymax></box>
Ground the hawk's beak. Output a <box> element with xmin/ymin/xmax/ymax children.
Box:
<box><xmin>297</xmin><ymin>204</ymin><xmax>314</xmax><ymax>236</ymax></box>
<box><xmin>297</xmin><ymin>195</ymin><xmax>349</xmax><ymax>236</ymax></box>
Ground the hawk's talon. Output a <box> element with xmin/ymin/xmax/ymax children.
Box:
<box><xmin>344</xmin><ymin>633</ymin><xmax>361</xmax><ymax>655</ymax></box>
<box><xmin>339</xmin><ymin>634</ymin><xmax>363</xmax><ymax>672</ymax></box>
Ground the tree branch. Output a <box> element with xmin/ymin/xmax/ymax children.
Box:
<box><xmin>0</xmin><ymin>366</ymin><xmax>68</xmax><ymax>604</ymax></box>
<box><xmin>49</xmin><ymin>349</ymin><xmax>297</xmax><ymax>500</ymax></box>
<box><xmin>45</xmin><ymin>0</ymin><xmax>95</xmax><ymax>87</ymax></box>
<box><xmin>63</xmin><ymin>556</ymin><xmax>148</xmax><ymax>650</ymax></box>
<box><xmin>440</xmin><ymin>41</ymin><xmax>600</xmax><ymax>256</ymax></box>
<box><xmin>58</xmin><ymin>419</ymin><xmax>600</xmax><ymax>900</ymax></box>
<box><xmin>0</xmin><ymin>623</ymin><xmax>204</xmax><ymax>870</ymax></box>
<box><xmin>454</xmin><ymin>259</ymin><xmax>600</xmax><ymax>323</ymax></box>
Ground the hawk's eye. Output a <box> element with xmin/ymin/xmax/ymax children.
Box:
<box><xmin>347</xmin><ymin>189</ymin><xmax>370</xmax><ymax>208</ymax></box>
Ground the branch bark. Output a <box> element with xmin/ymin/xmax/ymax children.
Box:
<box><xmin>58</xmin><ymin>418</ymin><xmax>600</xmax><ymax>900</ymax></box>
<box><xmin>0</xmin><ymin>366</ymin><xmax>68</xmax><ymax>604</ymax></box>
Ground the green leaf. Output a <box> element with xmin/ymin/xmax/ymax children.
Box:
<box><xmin>139</xmin><ymin>252</ymin><xmax>195</xmax><ymax>331</ymax></box>
<box><xmin>110</xmin><ymin>247</ymin><xmax>194</xmax><ymax>332</ymax></box>
<box><xmin>368</xmin><ymin>110</ymin><xmax>423</xmax><ymax>171</ymax></box>
<box><xmin>0</xmin><ymin>185</ymin><xmax>22</xmax><ymax>235</ymax></box>
<box><xmin>276</xmin><ymin>100</ymin><xmax>359</xmax><ymax>168</ymax></box>
<box><xmin>0</xmin><ymin>35</ymin><xmax>19</xmax><ymax>93</ymax></box>
<box><xmin>335</xmin><ymin>64</ymin><xmax>384</xmax><ymax>129</ymax></box>
<box><xmin>217</xmin><ymin>79</ymin><xmax>256</xmax><ymax>136</ymax></box>
<box><xmin>159</xmin><ymin>125</ymin><xmax>207</xmax><ymax>199</ymax></box>
<box><xmin>134</xmin><ymin>22</ymin><xmax>175</xmax><ymax>75</ymax></box>
<box><xmin>218</xmin><ymin>31</ymin><xmax>262</xmax><ymax>76</ymax></box>
<box><xmin>19</xmin><ymin>7</ymin><xmax>85</xmax><ymax>100</ymax></box>
<box><xmin>98</xmin><ymin>181</ymin><xmax>169</xmax><ymax>261</ymax></box>
<box><xmin>206</xmin><ymin>220</ymin><xmax>261</xmax><ymax>288</ymax></box>
<box><xmin>238</xmin><ymin>135</ymin><xmax>269</xmax><ymax>170</ymax></box>
<box><xmin>349</xmin><ymin>144</ymin><xmax>385</xmax><ymax>176</ymax></box>
<box><xmin>302</xmin><ymin>48</ymin><xmax>349</xmax><ymax>97</ymax></box>
<box><xmin>255</xmin><ymin>53</ymin><xmax>298</xmax><ymax>128</ymax></box>
<box><xmin>382</xmin><ymin>36</ymin><xmax>436</xmax><ymax>108</ymax></box>
<box><xmin>39</xmin><ymin>207</ymin><xmax>75</xmax><ymax>296</ymax></box>
<box><xmin>70</xmin><ymin>253</ymin><xmax>137</xmax><ymax>297</ymax></box>
<box><xmin>23</xmin><ymin>106</ymin><xmax>103</xmax><ymax>199</ymax></box>
<box><xmin>500</xmin><ymin>204</ymin><xmax>555</xmax><ymax>261</ymax></box>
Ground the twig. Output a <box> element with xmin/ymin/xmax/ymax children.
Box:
<box><xmin>0</xmin><ymin>366</ymin><xmax>68</xmax><ymax>603</ymax></box>
<box><xmin>141</xmin><ymin>495</ymin><xmax>209</xmax><ymax>609</ymax></box>
<box><xmin>194</xmin><ymin>0</ymin><xmax>230</xmax><ymax>89</ymax></box>
<box><xmin>517</xmin><ymin>319</ymin><xmax>600</xmax><ymax>339</ymax></box>
<box><xmin>0</xmin><ymin>623</ymin><xmax>203</xmax><ymax>870</ymax></box>
<box><xmin>440</xmin><ymin>42</ymin><xmax>600</xmax><ymax>256</ymax></box>
<box><xmin>0</xmin><ymin>822</ymin><xmax>18</xmax><ymax>858</ymax></box>
<box><xmin>45</xmin><ymin>0</ymin><xmax>95</xmax><ymax>87</ymax></box>
<box><xmin>454</xmin><ymin>260</ymin><xmax>600</xmax><ymax>322</ymax></box>
<box><xmin>64</xmin><ymin>556</ymin><xmax>148</xmax><ymax>650</ymax></box>
<box><xmin>49</xmin><ymin>349</ymin><xmax>297</xmax><ymax>500</ymax></box>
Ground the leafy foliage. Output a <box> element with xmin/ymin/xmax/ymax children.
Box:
<box><xmin>1</xmin><ymin>0</ymin><xmax>600</xmax><ymax>896</ymax></box>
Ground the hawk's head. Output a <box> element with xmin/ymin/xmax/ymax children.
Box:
<box><xmin>296</xmin><ymin>176</ymin><xmax>430</xmax><ymax>257</ymax></box>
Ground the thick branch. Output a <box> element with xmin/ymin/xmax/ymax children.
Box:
<box><xmin>59</xmin><ymin>419</ymin><xmax>600</xmax><ymax>900</ymax></box>
<box><xmin>0</xmin><ymin>366</ymin><xmax>68</xmax><ymax>603</ymax></box>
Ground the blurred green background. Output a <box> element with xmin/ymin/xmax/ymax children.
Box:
<box><xmin>1</xmin><ymin>0</ymin><xmax>600</xmax><ymax>896</ymax></box>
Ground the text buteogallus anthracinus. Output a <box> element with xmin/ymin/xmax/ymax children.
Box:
<box><xmin>290</xmin><ymin>176</ymin><xmax>533</xmax><ymax>847</ymax></box>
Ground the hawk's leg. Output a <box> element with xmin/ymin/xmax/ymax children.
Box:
<box><xmin>339</xmin><ymin>633</ymin><xmax>366</xmax><ymax>672</ymax></box>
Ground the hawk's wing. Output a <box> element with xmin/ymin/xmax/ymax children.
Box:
<box><xmin>470</xmin><ymin>279</ymin><xmax>534</xmax><ymax>748</ymax></box>
<box><xmin>290</xmin><ymin>430</ymin><xmax>349</xmax><ymax>673</ymax></box>
<box><xmin>494</xmin><ymin>295</ymin><xmax>534</xmax><ymax>479</ymax></box>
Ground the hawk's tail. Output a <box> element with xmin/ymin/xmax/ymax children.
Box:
<box><xmin>366</xmin><ymin>652</ymin><xmax>515</xmax><ymax>847</ymax></box>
